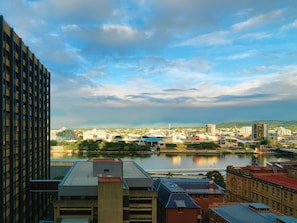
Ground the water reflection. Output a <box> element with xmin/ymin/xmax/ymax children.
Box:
<box><xmin>51</xmin><ymin>152</ymin><xmax>295</xmax><ymax>171</ymax></box>
<box><xmin>171</xmin><ymin>156</ymin><xmax>181</xmax><ymax>166</ymax></box>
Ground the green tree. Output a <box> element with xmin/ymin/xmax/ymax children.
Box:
<box><xmin>166</xmin><ymin>172</ymin><xmax>173</xmax><ymax>178</ymax></box>
<box><xmin>50</xmin><ymin>140</ymin><xmax>58</xmax><ymax>146</ymax></box>
<box><xmin>206</xmin><ymin>170</ymin><xmax>226</xmax><ymax>188</ymax></box>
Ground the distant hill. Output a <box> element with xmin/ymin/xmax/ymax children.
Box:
<box><xmin>216</xmin><ymin>120</ymin><xmax>297</xmax><ymax>130</ymax></box>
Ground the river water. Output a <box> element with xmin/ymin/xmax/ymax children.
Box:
<box><xmin>51</xmin><ymin>152</ymin><xmax>296</xmax><ymax>172</ymax></box>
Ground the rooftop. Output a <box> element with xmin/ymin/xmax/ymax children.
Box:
<box><xmin>211</xmin><ymin>203</ymin><xmax>297</xmax><ymax>223</ymax></box>
<box><xmin>58</xmin><ymin>160</ymin><xmax>153</xmax><ymax>197</ymax></box>
<box><xmin>255</xmin><ymin>175</ymin><xmax>297</xmax><ymax>191</ymax></box>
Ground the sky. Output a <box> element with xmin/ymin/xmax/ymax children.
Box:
<box><xmin>1</xmin><ymin>0</ymin><xmax>297</xmax><ymax>129</ymax></box>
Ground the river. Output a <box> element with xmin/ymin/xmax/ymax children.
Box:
<box><xmin>51</xmin><ymin>152</ymin><xmax>297</xmax><ymax>173</ymax></box>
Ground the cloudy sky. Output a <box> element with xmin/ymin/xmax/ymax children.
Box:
<box><xmin>1</xmin><ymin>0</ymin><xmax>297</xmax><ymax>129</ymax></box>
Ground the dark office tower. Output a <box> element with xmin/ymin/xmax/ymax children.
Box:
<box><xmin>252</xmin><ymin>122</ymin><xmax>268</xmax><ymax>141</ymax></box>
<box><xmin>0</xmin><ymin>16</ymin><xmax>50</xmax><ymax>223</ymax></box>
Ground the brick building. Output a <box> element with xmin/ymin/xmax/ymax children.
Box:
<box><xmin>154</xmin><ymin>178</ymin><xmax>225</xmax><ymax>223</ymax></box>
<box><xmin>226</xmin><ymin>162</ymin><xmax>297</xmax><ymax>218</ymax></box>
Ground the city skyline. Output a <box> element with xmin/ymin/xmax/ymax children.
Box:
<box><xmin>1</xmin><ymin>1</ymin><xmax>297</xmax><ymax>128</ymax></box>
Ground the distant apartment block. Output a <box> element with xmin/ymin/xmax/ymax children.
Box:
<box><xmin>0</xmin><ymin>16</ymin><xmax>51</xmax><ymax>223</ymax></box>
<box><xmin>252</xmin><ymin>122</ymin><xmax>268</xmax><ymax>140</ymax></box>
<box><xmin>226</xmin><ymin>162</ymin><xmax>297</xmax><ymax>218</ymax></box>
<box><xmin>206</xmin><ymin>124</ymin><xmax>216</xmax><ymax>136</ymax></box>
<box><xmin>54</xmin><ymin>159</ymin><xmax>157</xmax><ymax>223</ymax></box>
<box><xmin>239</xmin><ymin>126</ymin><xmax>252</xmax><ymax>137</ymax></box>
<box><xmin>154</xmin><ymin>178</ymin><xmax>225</xmax><ymax>223</ymax></box>
<box><xmin>209</xmin><ymin>202</ymin><xmax>297</xmax><ymax>223</ymax></box>
<box><xmin>276</xmin><ymin>127</ymin><xmax>292</xmax><ymax>136</ymax></box>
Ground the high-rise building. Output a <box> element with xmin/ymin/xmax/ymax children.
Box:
<box><xmin>0</xmin><ymin>16</ymin><xmax>51</xmax><ymax>222</ymax></box>
<box><xmin>252</xmin><ymin>122</ymin><xmax>268</xmax><ymax>140</ymax></box>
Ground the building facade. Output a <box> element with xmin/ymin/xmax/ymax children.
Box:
<box><xmin>206</xmin><ymin>124</ymin><xmax>216</xmax><ymax>136</ymax></box>
<box><xmin>54</xmin><ymin>159</ymin><xmax>157</xmax><ymax>223</ymax></box>
<box><xmin>226</xmin><ymin>163</ymin><xmax>297</xmax><ymax>218</ymax></box>
<box><xmin>0</xmin><ymin>16</ymin><xmax>51</xmax><ymax>223</ymax></box>
<box><xmin>252</xmin><ymin>122</ymin><xmax>268</xmax><ymax>140</ymax></box>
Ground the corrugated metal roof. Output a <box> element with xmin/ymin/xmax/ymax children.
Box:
<box><xmin>211</xmin><ymin>203</ymin><xmax>288</xmax><ymax>223</ymax></box>
<box><xmin>255</xmin><ymin>175</ymin><xmax>297</xmax><ymax>190</ymax></box>
<box><xmin>211</xmin><ymin>203</ymin><xmax>297</xmax><ymax>223</ymax></box>
<box><xmin>276</xmin><ymin>216</ymin><xmax>297</xmax><ymax>223</ymax></box>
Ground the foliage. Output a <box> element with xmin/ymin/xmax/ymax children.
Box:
<box><xmin>50</xmin><ymin>140</ymin><xmax>58</xmax><ymax>146</ymax></box>
<box><xmin>165</xmin><ymin>143</ymin><xmax>177</xmax><ymax>148</ymax></box>
<box><xmin>78</xmin><ymin>140</ymin><xmax>99</xmax><ymax>151</ymax></box>
<box><xmin>77</xmin><ymin>140</ymin><xmax>150</xmax><ymax>152</ymax></box>
<box><xmin>166</xmin><ymin>172</ymin><xmax>173</xmax><ymax>178</ymax></box>
<box><xmin>206</xmin><ymin>170</ymin><xmax>226</xmax><ymax>188</ymax></box>
<box><xmin>187</xmin><ymin>142</ymin><xmax>219</xmax><ymax>150</ymax></box>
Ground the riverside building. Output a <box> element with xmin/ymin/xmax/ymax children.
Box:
<box><xmin>54</xmin><ymin>158</ymin><xmax>157</xmax><ymax>223</ymax></box>
<box><xmin>0</xmin><ymin>16</ymin><xmax>51</xmax><ymax>223</ymax></box>
<box><xmin>226</xmin><ymin>162</ymin><xmax>297</xmax><ymax>218</ymax></box>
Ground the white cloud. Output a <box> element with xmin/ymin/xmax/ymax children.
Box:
<box><xmin>239</xmin><ymin>32</ymin><xmax>272</xmax><ymax>40</ymax></box>
<box><xmin>281</xmin><ymin>19</ymin><xmax>297</xmax><ymax>31</ymax></box>
<box><xmin>231</xmin><ymin>9</ymin><xmax>283</xmax><ymax>31</ymax></box>
<box><xmin>178</xmin><ymin>31</ymin><xmax>231</xmax><ymax>46</ymax></box>
<box><xmin>227</xmin><ymin>50</ymin><xmax>257</xmax><ymax>60</ymax></box>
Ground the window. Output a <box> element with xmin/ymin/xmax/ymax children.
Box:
<box><xmin>177</xmin><ymin>208</ymin><xmax>183</xmax><ymax>213</ymax></box>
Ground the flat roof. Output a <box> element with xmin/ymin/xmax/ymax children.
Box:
<box><xmin>211</xmin><ymin>203</ymin><xmax>280</xmax><ymax>223</ymax></box>
<box><xmin>123</xmin><ymin>161</ymin><xmax>150</xmax><ymax>178</ymax></box>
<box><xmin>60</xmin><ymin>160</ymin><xmax>151</xmax><ymax>187</ymax></box>
<box><xmin>61</xmin><ymin>161</ymin><xmax>98</xmax><ymax>186</ymax></box>
<box><xmin>93</xmin><ymin>158</ymin><xmax>121</xmax><ymax>163</ymax></box>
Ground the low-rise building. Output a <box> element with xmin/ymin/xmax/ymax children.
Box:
<box><xmin>154</xmin><ymin>178</ymin><xmax>225</xmax><ymax>223</ymax></box>
<box><xmin>226</xmin><ymin>162</ymin><xmax>297</xmax><ymax>218</ymax></box>
<box><xmin>54</xmin><ymin>158</ymin><xmax>157</xmax><ymax>223</ymax></box>
<box><xmin>209</xmin><ymin>202</ymin><xmax>297</xmax><ymax>223</ymax></box>
<box><xmin>83</xmin><ymin>129</ymin><xmax>107</xmax><ymax>141</ymax></box>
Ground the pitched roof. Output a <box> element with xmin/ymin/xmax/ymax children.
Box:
<box><xmin>155</xmin><ymin>178</ymin><xmax>226</xmax><ymax>209</ymax></box>
<box><xmin>255</xmin><ymin>175</ymin><xmax>297</xmax><ymax>191</ymax></box>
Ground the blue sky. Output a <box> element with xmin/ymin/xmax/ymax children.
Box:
<box><xmin>1</xmin><ymin>0</ymin><xmax>297</xmax><ymax>129</ymax></box>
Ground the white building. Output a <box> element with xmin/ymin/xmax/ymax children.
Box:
<box><xmin>239</xmin><ymin>126</ymin><xmax>252</xmax><ymax>137</ymax></box>
<box><xmin>276</xmin><ymin>127</ymin><xmax>292</xmax><ymax>136</ymax></box>
<box><xmin>83</xmin><ymin>129</ymin><xmax>107</xmax><ymax>141</ymax></box>
<box><xmin>206</xmin><ymin>124</ymin><xmax>216</xmax><ymax>136</ymax></box>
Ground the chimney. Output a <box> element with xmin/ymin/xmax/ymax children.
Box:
<box><xmin>209</xmin><ymin>177</ymin><xmax>214</xmax><ymax>191</ymax></box>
